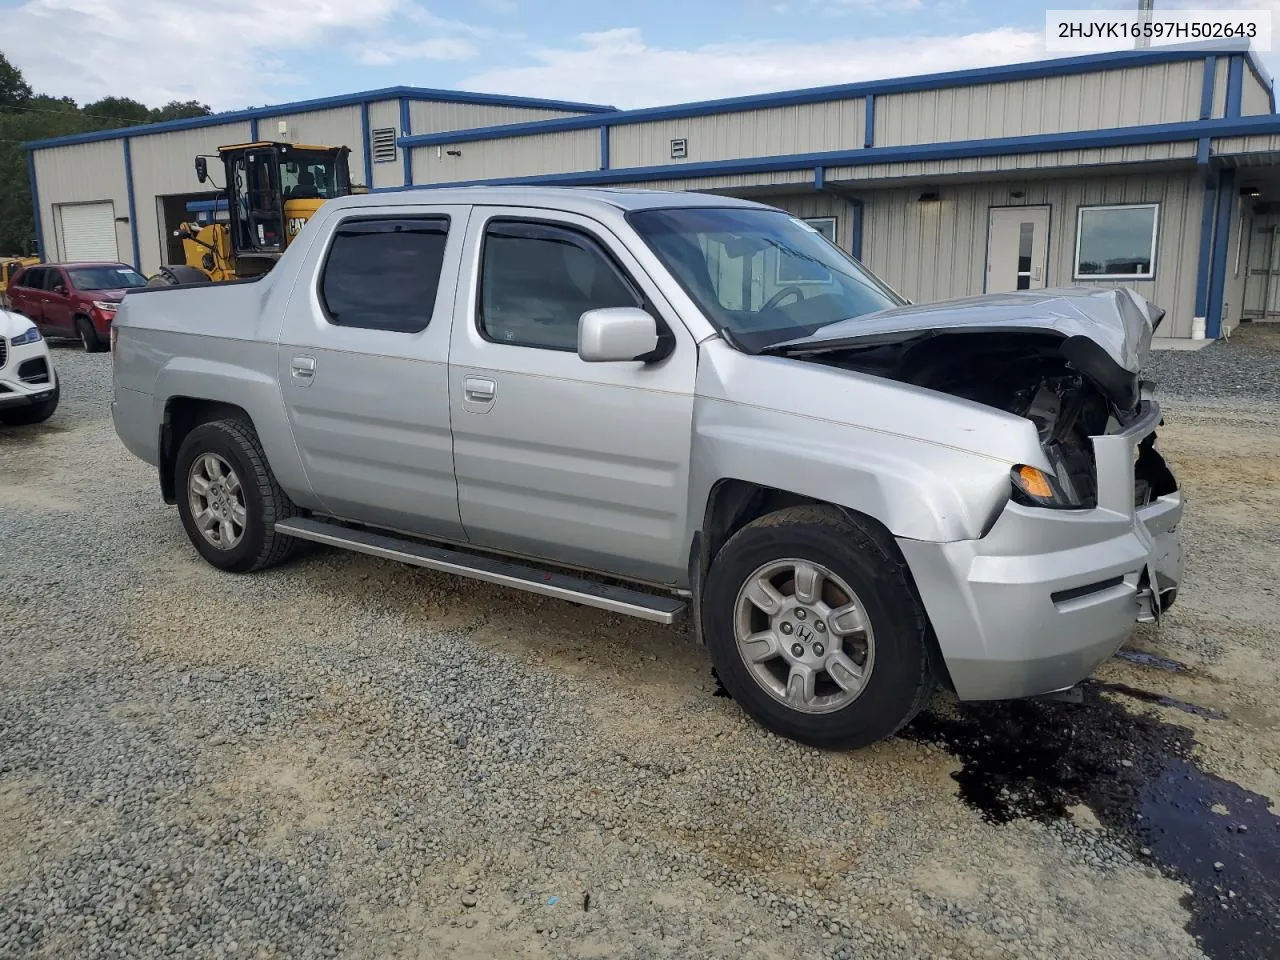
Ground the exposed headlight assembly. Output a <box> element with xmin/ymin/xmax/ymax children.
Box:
<box><xmin>9</xmin><ymin>326</ymin><xmax>41</xmax><ymax>346</ymax></box>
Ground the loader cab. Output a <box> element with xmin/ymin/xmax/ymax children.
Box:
<box><xmin>199</xmin><ymin>142</ymin><xmax>351</xmax><ymax>273</ymax></box>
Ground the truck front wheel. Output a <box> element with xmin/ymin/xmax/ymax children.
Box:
<box><xmin>174</xmin><ymin>418</ymin><xmax>300</xmax><ymax>573</ymax></box>
<box><xmin>702</xmin><ymin>505</ymin><xmax>935</xmax><ymax>749</ymax></box>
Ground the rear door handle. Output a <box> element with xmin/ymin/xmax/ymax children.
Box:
<box><xmin>464</xmin><ymin>376</ymin><xmax>495</xmax><ymax>403</ymax></box>
<box><xmin>290</xmin><ymin>355</ymin><xmax>316</xmax><ymax>383</ymax></box>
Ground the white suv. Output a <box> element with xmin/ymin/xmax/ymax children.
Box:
<box><xmin>0</xmin><ymin>308</ymin><xmax>59</xmax><ymax>425</ymax></box>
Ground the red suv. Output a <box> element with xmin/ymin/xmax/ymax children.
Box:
<box><xmin>7</xmin><ymin>261</ymin><xmax>148</xmax><ymax>353</ymax></box>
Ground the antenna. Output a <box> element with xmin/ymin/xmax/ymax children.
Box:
<box><xmin>1135</xmin><ymin>0</ymin><xmax>1154</xmax><ymax>49</ymax></box>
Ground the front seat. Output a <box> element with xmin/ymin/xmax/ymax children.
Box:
<box><xmin>290</xmin><ymin>170</ymin><xmax>321</xmax><ymax>200</ymax></box>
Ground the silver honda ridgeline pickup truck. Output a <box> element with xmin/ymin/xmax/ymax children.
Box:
<box><xmin>111</xmin><ymin>187</ymin><xmax>1182</xmax><ymax>748</ymax></box>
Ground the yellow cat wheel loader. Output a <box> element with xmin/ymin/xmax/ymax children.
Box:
<box><xmin>151</xmin><ymin>141</ymin><xmax>361</xmax><ymax>285</ymax></box>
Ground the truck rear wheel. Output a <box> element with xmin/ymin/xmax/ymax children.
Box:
<box><xmin>174</xmin><ymin>418</ymin><xmax>300</xmax><ymax>573</ymax></box>
<box><xmin>702</xmin><ymin>505</ymin><xmax>935</xmax><ymax>749</ymax></box>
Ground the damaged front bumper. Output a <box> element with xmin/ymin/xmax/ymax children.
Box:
<box><xmin>896</xmin><ymin>401</ymin><xmax>1183</xmax><ymax>701</ymax></box>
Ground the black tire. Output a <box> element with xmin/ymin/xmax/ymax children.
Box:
<box><xmin>148</xmin><ymin>265</ymin><xmax>209</xmax><ymax>286</ymax></box>
<box><xmin>0</xmin><ymin>383</ymin><xmax>59</xmax><ymax>425</ymax></box>
<box><xmin>174</xmin><ymin>418</ymin><xmax>300</xmax><ymax>573</ymax></box>
<box><xmin>702</xmin><ymin>504</ymin><xmax>935</xmax><ymax>749</ymax></box>
<box><xmin>75</xmin><ymin>316</ymin><xmax>105</xmax><ymax>353</ymax></box>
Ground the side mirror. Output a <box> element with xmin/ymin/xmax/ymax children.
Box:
<box><xmin>194</xmin><ymin>157</ymin><xmax>208</xmax><ymax>183</ymax></box>
<box><xmin>578</xmin><ymin>307</ymin><xmax>661</xmax><ymax>362</ymax></box>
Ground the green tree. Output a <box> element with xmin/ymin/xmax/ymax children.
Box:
<box><xmin>82</xmin><ymin>96</ymin><xmax>151</xmax><ymax>125</ymax></box>
<box><xmin>0</xmin><ymin>51</ymin><xmax>31</xmax><ymax>107</ymax></box>
<box><xmin>150</xmin><ymin>99</ymin><xmax>212</xmax><ymax>122</ymax></box>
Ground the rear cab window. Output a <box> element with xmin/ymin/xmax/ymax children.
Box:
<box><xmin>319</xmin><ymin>217</ymin><xmax>450</xmax><ymax>333</ymax></box>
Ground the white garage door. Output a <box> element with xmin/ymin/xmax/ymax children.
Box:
<box><xmin>57</xmin><ymin>202</ymin><xmax>119</xmax><ymax>262</ymax></box>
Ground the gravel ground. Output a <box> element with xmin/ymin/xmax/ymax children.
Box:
<box><xmin>2</xmin><ymin>333</ymin><xmax>1277</xmax><ymax>960</ymax></box>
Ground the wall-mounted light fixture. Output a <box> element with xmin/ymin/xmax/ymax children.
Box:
<box><xmin>917</xmin><ymin>190</ymin><xmax>940</xmax><ymax>203</ymax></box>
<box><xmin>1241</xmin><ymin>186</ymin><xmax>1261</xmax><ymax>197</ymax></box>
<box><xmin>1010</xmin><ymin>190</ymin><xmax>1026</xmax><ymax>199</ymax></box>
<box><xmin>446</xmin><ymin>149</ymin><xmax>462</xmax><ymax>157</ymax></box>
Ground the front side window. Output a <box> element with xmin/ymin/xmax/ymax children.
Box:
<box><xmin>629</xmin><ymin>206</ymin><xmax>902</xmax><ymax>352</ymax></box>
<box><xmin>67</xmin><ymin>266</ymin><xmax>147</xmax><ymax>291</ymax></box>
<box><xmin>479</xmin><ymin>219</ymin><xmax>641</xmax><ymax>351</ymax></box>
<box><xmin>320</xmin><ymin>217</ymin><xmax>449</xmax><ymax>332</ymax></box>
<box><xmin>1074</xmin><ymin>203</ymin><xmax>1159</xmax><ymax>280</ymax></box>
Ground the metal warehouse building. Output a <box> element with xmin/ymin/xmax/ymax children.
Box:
<box><xmin>24</xmin><ymin>39</ymin><xmax>1280</xmax><ymax>342</ymax></box>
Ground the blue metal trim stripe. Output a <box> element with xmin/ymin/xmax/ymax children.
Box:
<box><xmin>600</xmin><ymin>126</ymin><xmax>609</xmax><ymax>170</ymax></box>
<box><xmin>360</xmin><ymin>101</ymin><xmax>372</xmax><ymax>185</ymax></box>
<box><xmin>396</xmin><ymin>46</ymin><xmax>1238</xmax><ymax>150</ymax></box>
<box><xmin>400</xmin><ymin>98</ymin><xmax>413</xmax><ymax>187</ymax></box>
<box><xmin>1226</xmin><ymin>56</ymin><xmax>1244</xmax><ymax>117</ymax></box>
<box><xmin>1196</xmin><ymin>137</ymin><xmax>1210</xmax><ymax>164</ymax></box>
<box><xmin>814</xmin><ymin>166</ymin><xmax>824</xmax><ymax>191</ymax></box>
<box><xmin>391</xmin><ymin>114</ymin><xmax>1280</xmax><ymax>191</ymax></box>
<box><xmin>850</xmin><ymin>198</ymin><xmax>863</xmax><ymax>261</ymax></box>
<box><xmin>21</xmin><ymin>86</ymin><xmax>617</xmax><ymax>151</ymax></box>
<box><xmin>122</xmin><ymin>139</ymin><xmax>140</xmax><ymax>269</ymax></box>
<box><xmin>1200</xmin><ymin>55</ymin><xmax>1217</xmax><ymax>119</ymax></box>
<box><xmin>864</xmin><ymin>94</ymin><xmax>875</xmax><ymax>148</ymax></box>
<box><xmin>1206</xmin><ymin>166</ymin><xmax>1237</xmax><ymax>339</ymax></box>
<box><xmin>1193</xmin><ymin>172</ymin><xmax>1218</xmax><ymax>319</ymax></box>
<box><xmin>26</xmin><ymin>150</ymin><xmax>43</xmax><ymax>259</ymax></box>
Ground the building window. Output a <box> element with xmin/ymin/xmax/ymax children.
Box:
<box><xmin>1074</xmin><ymin>203</ymin><xmax>1159</xmax><ymax>280</ymax></box>
<box><xmin>371</xmin><ymin>127</ymin><xmax>398</xmax><ymax>164</ymax></box>
<box><xmin>802</xmin><ymin>217</ymin><xmax>838</xmax><ymax>244</ymax></box>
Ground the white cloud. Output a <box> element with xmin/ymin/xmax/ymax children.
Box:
<box><xmin>351</xmin><ymin>37</ymin><xmax>479</xmax><ymax>66</ymax></box>
<box><xmin>459</xmin><ymin>26</ymin><xmax>1047</xmax><ymax>109</ymax></box>
<box><xmin>0</xmin><ymin>0</ymin><xmax>473</xmax><ymax>109</ymax></box>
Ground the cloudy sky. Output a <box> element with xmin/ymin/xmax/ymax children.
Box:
<box><xmin>0</xmin><ymin>0</ymin><xmax>1275</xmax><ymax>112</ymax></box>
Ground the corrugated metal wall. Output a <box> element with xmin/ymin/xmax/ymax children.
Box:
<box><xmin>857</xmin><ymin>171</ymin><xmax>1202</xmax><ymax>338</ymax></box>
<box><xmin>414</xmin><ymin>128</ymin><xmax>600</xmax><ymax>184</ymax></box>
<box><xmin>827</xmin><ymin>142</ymin><xmax>1199</xmax><ymax>182</ymax></box>
<box><xmin>367</xmin><ymin>100</ymin><xmax>403</xmax><ymax>190</ymax></box>
<box><xmin>1241</xmin><ymin>70</ymin><xmax>1273</xmax><ymax>116</ymax></box>
<box><xmin>407</xmin><ymin>101</ymin><xmax>581</xmax><ymax>136</ymax></box>
<box><xmin>265</xmin><ymin>105</ymin><xmax>363</xmax><ymax>182</ymax></box>
<box><xmin>875</xmin><ymin>62</ymin><xmax>1202</xmax><ymax>145</ymax></box>
<box><xmin>32</xmin><ymin>140</ymin><xmax>129</xmax><ymax>263</ymax></box>
<box><xmin>608</xmin><ymin>99</ymin><xmax>865</xmax><ymax>168</ymax></box>
<box><xmin>128</xmin><ymin>121</ymin><xmax>253</xmax><ymax>273</ymax></box>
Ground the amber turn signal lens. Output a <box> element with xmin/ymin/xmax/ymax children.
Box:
<box><xmin>1015</xmin><ymin>465</ymin><xmax>1055</xmax><ymax>500</ymax></box>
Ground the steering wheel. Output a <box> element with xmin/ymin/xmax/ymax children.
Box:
<box><xmin>762</xmin><ymin>285</ymin><xmax>804</xmax><ymax>312</ymax></box>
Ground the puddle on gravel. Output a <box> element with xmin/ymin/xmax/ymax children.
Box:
<box><xmin>1093</xmin><ymin>680</ymin><xmax>1226</xmax><ymax>719</ymax></box>
<box><xmin>1113</xmin><ymin>649</ymin><xmax>1191</xmax><ymax>673</ymax></box>
<box><xmin>902</xmin><ymin>687</ymin><xmax>1279</xmax><ymax>960</ymax></box>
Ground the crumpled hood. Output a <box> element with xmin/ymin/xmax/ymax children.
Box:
<box><xmin>0</xmin><ymin>308</ymin><xmax>37</xmax><ymax>339</ymax></box>
<box><xmin>774</xmin><ymin>286</ymin><xmax>1164</xmax><ymax>375</ymax></box>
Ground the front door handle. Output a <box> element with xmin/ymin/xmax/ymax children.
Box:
<box><xmin>290</xmin><ymin>355</ymin><xmax>316</xmax><ymax>383</ymax></box>
<box><xmin>464</xmin><ymin>376</ymin><xmax>495</xmax><ymax>403</ymax></box>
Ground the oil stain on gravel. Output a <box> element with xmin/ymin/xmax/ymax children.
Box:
<box><xmin>903</xmin><ymin>687</ymin><xmax>1279</xmax><ymax>960</ymax></box>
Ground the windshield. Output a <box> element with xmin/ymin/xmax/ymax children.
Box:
<box><xmin>281</xmin><ymin>150</ymin><xmax>349</xmax><ymax>201</ymax></box>
<box><xmin>67</xmin><ymin>266</ymin><xmax>147</xmax><ymax>291</ymax></box>
<box><xmin>628</xmin><ymin>207</ymin><xmax>904</xmax><ymax>351</ymax></box>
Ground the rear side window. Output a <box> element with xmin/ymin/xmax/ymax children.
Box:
<box><xmin>319</xmin><ymin>217</ymin><xmax>449</xmax><ymax>332</ymax></box>
<box><xmin>16</xmin><ymin>267</ymin><xmax>43</xmax><ymax>289</ymax></box>
<box><xmin>479</xmin><ymin>219</ymin><xmax>641</xmax><ymax>351</ymax></box>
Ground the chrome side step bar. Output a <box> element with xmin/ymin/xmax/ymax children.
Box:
<box><xmin>274</xmin><ymin>517</ymin><xmax>687</xmax><ymax>624</ymax></box>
